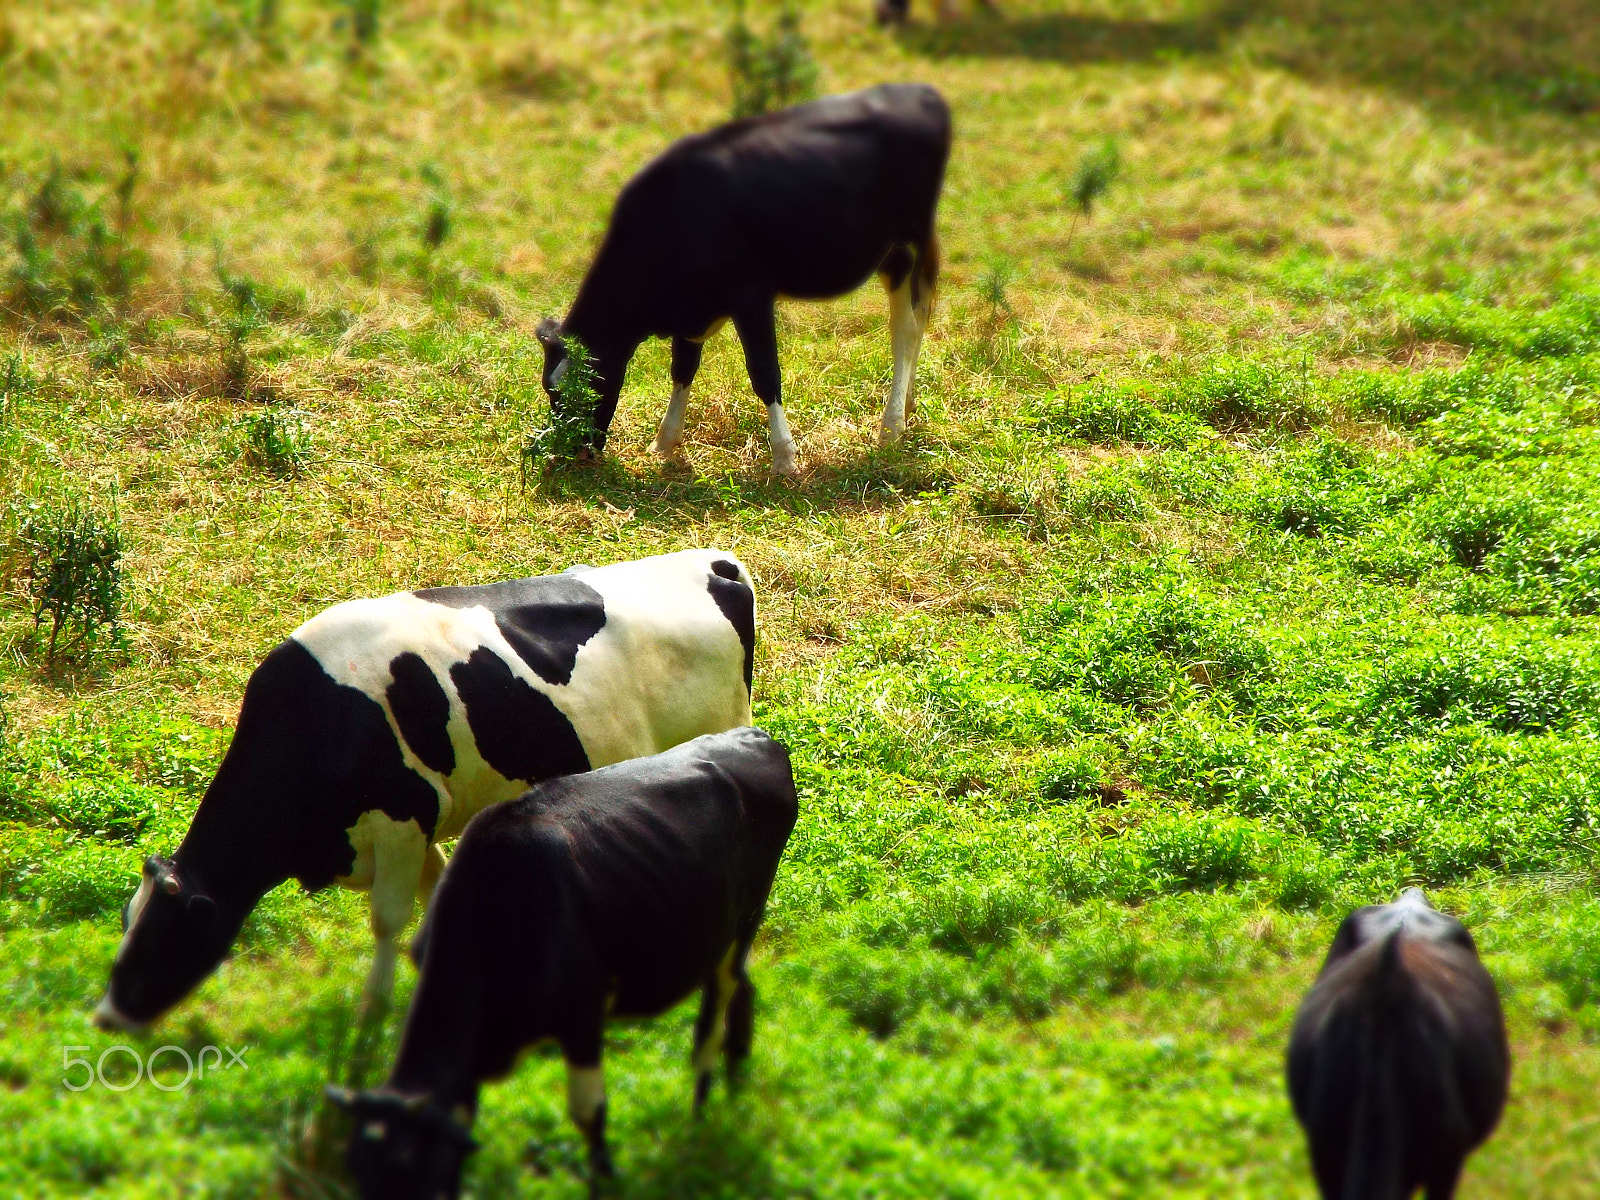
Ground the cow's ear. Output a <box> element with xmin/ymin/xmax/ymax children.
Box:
<box><xmin>324</xmin><ymin>1084</ymin><xmax>356</xmax><ymax>1111</ymax></box>
<box><xmin>143</xmin><ymin>854</ymin><xmax>167</xmax><ymax>877</ymax></box>
<box><xmin>187</xmin><ymin>894</ymin><xmax>219</xmax><ymax>927</ymax></box>
<box><xmin>535</xmin><ymin>318</ymin><xmax>562</xmax><ymax>349</ymax></box>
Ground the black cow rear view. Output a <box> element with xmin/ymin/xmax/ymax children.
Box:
<box><xmin>329</xmin><ymin>727</ymin><xmax>798</xmax><ymax>1199</ymax></box>
<box><xmin>1287</xmin><ymin>888</ymin><xmax>1510</xmax><ymax>1200</ymax></box>
<box><xmin>537</xmin><ymin>83</ymin><xmax>951</xmax><ymax>475</ymax></box>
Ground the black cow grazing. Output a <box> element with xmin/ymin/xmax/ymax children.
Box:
<box><xmin>95</xmin><ymin>549</ymin><xmax>757</xmax><ymax>1033</ymax></box>
<box><xmin>327</xmin><ymin>727</ymin><xmax>798</xmax><ymax>1198</ymax></box>
<box><xmin>875</xmin><ymin>0</ymin><xmax>993</xmax><ymax>24</ymax></box>
<box><xmin>1287</xmin><ymin>889</ymin><xmax>1510</xmax><ymax>1200</ymax></box>
<box><xmin>536</xmin><ymin>82</ymin><xmax>951</xmax><ymax>476</ymax></box>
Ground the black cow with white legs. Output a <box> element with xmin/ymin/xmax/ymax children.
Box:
<box><xmin>1287</xmin><ymin>888</ymin><xmax>1510</xmax><ymax>1200</ymax></box>
<box><xmin>95</xmin><ymin>549</ymin><xmax>757</xmax><ymax>1033</ymax></box>
<box><xmin>537</xmin><ymin>82</ymin><xmax>951</xmax><ymax>476</ymax></box>
<box><xmin>327</xmin><ymin>727</ymin><xmax>798</xmax><ymax>1199</ymax></box>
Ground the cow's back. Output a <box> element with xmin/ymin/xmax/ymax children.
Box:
<box><xmin>279</xmin><ymin>548</ymin><xmax>753</xmax><ymax>847</ymax></box>
<box><xmin>555</xmin><ymin>551</ymin><xmax>754</xmax><ymax>767</ymax></box>
<box><xmin>598</xmin><ymin>85</ymin><xmax>951</xmax><ymax>311</ymax></box>
<box><xmin>508</xmin><ymin>728</ymin><xmax>794</xmax><ymax>1017</ymax></box>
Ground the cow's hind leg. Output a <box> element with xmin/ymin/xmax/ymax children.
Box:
<box><xmin>880</xmin><ymin>241</ymin><xmax>935</xmax><ymax>445</ymax></box>
<box><xmin>417</xmin><ymin>841</ymin><xmax>447</xmax><ymax>907</ymax></box>
<box><xmin>909</xmin><ymin>236</ymin><xmax>938</xmax><ymax>415</ymax></box>
<box><xmin>733</xmin><ymin>300</ymin><xmax>799</xmax><ymax>477</ymax></box>
<box><xmin>562</xmin><ymin>1024</ymin><xmax>614</xmax><ymax>1188</ymax></box>
<box><xmin>654</xmin><ymin>336</ymin><xmax>705</xmax><ymax>459</ymax></box>
<box><xmin>723</xmin><ymin>939</ymin><xmax>757</xmax><ymax>1089</ymax></box>
<box><xmin>692</xmin><ymin>943</ymin><xmax>741</xmax><ymax>1112</ymax></box>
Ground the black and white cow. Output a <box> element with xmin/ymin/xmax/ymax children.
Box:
<box><xmin>95</xmin><ymin>549</ymin><xmax>757</xmax><ymax>1033</ymax></box>
<box><xmin>1287</xmin><ymin>889</ymin><xmax>1510</xmax><ymax>1200</ymax></box>
<box><xmin>327</xmin><ymin>727</ymin><xmax>798</xmax><ymax>1198</ymax></box>
<box><xmin>536</xmin><ymin>82</ymin><xmax>951</xmax><ymax>476</ymax></box>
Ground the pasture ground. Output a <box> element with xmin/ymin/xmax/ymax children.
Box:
<box><xmin>3</xmin><ymin>0</ymin><xmax>1600</xmax><ymax>1194</ymax></box>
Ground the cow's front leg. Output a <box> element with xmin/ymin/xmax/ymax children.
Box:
<box><xmin>585</xmin><ymin>354</ymin><xmax>630</xmax><ymax>458</ymax></box>
<box><xmin>563</xmin><ymin>1026</ymin><xmax>614</xmax><ymax>1188</ymax></box>
<box><xmin>654</xmin><ymin>336</ymin><xmax>705</xmax><ymax>458</ymax></box>
<box><xmin>733</xmin><ymin>301</ymin><xmax>799</xmax><ymax>477</ymax></box>
<box><xmin>362</xmin><ymin>816</ymin><xmax>430</xmax><ymax>1010</ymax></box>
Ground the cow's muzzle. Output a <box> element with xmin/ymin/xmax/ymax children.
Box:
<box><xmin>93</xmin><ymin>992</ymin><xmax>148</xmax><ymax>1035</ymax></box>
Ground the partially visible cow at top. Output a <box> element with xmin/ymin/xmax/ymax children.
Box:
<box><xmin>329</xmin><ymin>727</ymin><xmax>799</xmax><ymax>1199</ymax></box>
<box><xmin>874</xmin><ymin>0</ymin><xmax>994</xmax><ymax>24</ymax></box>
<box><xmin>1287</xmin><ymin>888</ymin><xmax>1510</xmax><ymax>1200</ymax></box>
<box><xmin>537</xmin><ymin>82</ymin><xmax>951</xmax><ymax>476</ymax></box>
<box><xmin>95</xmin><ymin>548</ymin><xmax>757</xmax><ymax>1033</ymax></box>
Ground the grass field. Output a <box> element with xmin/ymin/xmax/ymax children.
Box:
<box><xmin>4</xmin><ymin>0</ymin><xmax>1600</xmax><ymax>1194</ymax></box>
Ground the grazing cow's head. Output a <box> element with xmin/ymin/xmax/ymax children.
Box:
<box><xmin>327</xmin><ymin>1087</ymin><xmax>478</xmax><ymax>1200</ymax></box>
<box><xmin>536</xmin><ymin>317</ymin><xmax>573</xmax><ymax>397</ymax></box>
<box><xmin>536</xmin><ymin>318</ymin><xmax>608</xmax><ymax>452</ymax></box>
<box><xmin>94</xmin><ymin>855</ymin><xmax>235</xmax><ymax>1032</ymax></box>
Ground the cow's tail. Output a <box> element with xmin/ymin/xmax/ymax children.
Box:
<box><xmin>1340</xmin><ymin>931</ymin><xmax>1411</xmax><ymax>1200</ymax></box>
<box><xmin>705</xmin><ymin>552</ymin><xmax>757</xmax><ymax>702</ymax></box>
<box><xmin>706</xmin><ymin>551</ymin><xmax>756</xmax><ymax>604</ymax></box>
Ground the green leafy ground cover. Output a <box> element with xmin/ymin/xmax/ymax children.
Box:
<box><xmin>3</xmin><ymin>0</ymin><xmax>1600</xmax><ymax>1194</ymax></box>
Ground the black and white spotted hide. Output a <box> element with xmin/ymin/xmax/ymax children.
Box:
<box><xmin>96</xmin><ymin>549</ymin><xmax>756</xmax><ymax>1031</ymax></box>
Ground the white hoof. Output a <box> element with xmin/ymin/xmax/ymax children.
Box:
<box><xmin>651</xmin><ymin>436</ymin><xmax>680</xmax><ymax>459</ymax></box>
<box><xmin>772</xmin><ymin>453</ymin><xmax>800</xmax><ymax>478</ymax></box>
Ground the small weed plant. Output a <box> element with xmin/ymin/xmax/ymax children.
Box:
<box><xmin>348</xmin><ymin>0</ymin><xmax>380</xmax><ymax>45</ymax></box>
<box><xmin>418</xmin><ymin>162</ymin><xmax>453</xmax><ymax>257</ymax></box>
<box><xmin>278</xmin><ymin>993</ymin><xmax>389</xmax><ymax>1193</ymax></box>
<box><xmin>0</xmin><ymin>348</ymin><xmax>36</xmax><ymax>417</ymax></box>
<box><xmin>11</xmin><ymin>496</ymin><xmax>124</xmax><ymax>660</ymax></box>
<box><xmin>978</xmin><ymin>255</ymin><xmax>1016</xmax><ymax>322</ymax></box>
<box><xmin>213</xmin><ymin>256</ymin><xmax>264</xmax><ymax>398</ymax></box>
<box><xmin>1067</xmin><ymin>139</ymin><xmax>1121</xmax><ymax>217</ymax></box>
<box><xmin>521</xmin><ymin>336</ymin><xmax>599</xmax><ymax>480</ymax></box>
<box><xmin>416</xmin><ymin>162</ymin><xmax>457</xmax><ymax>304</ymax></box>
<box><xmin>1063</xmin><ymin>138</ymin><xmax>1121</xmax><ymax>254</ymax></box>
<box><xmin>727</xmin><ymin>0</ymin><xmax>819</xmax><ymax>119</ymax></box>
<box><xmin>3</xmin><ymin>152</ymin><xmax>145</xmax><ymax>325</ymax></box>
<box><xmin>235</xmin><ymin>407</ymin><xmax>312</xmax><ymax>477</ymax></box>
<box><xmin>86</xmin><ymin>318</ymin><xmax>129</xmax><ymax>373</ymax></box>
